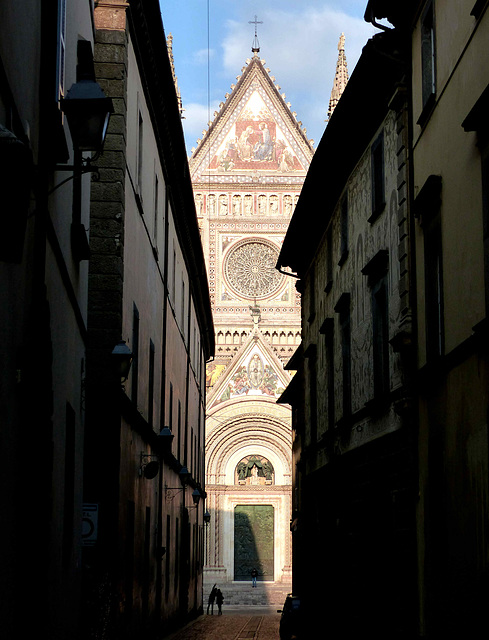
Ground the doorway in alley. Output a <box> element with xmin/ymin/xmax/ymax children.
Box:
<box><xmin>234</xmin><ymin>505</ymin><xmax>274</xmax><ymax>581</ymax></box>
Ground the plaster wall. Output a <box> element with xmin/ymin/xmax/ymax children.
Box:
<box><xmin>302</xmin><ymin>109</ymin><xmax>405</xmax><ymax>452</ymax></box>
<box><xmin>412</xmin><ymin>4</ymin><xmax>488</xmax><ymax>363</ymax></box>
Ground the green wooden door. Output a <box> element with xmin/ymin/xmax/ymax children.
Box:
<box><xmin>234</xmin><ymin>505</ymin><xmax>274</xmax><ymax>581</ymax></box>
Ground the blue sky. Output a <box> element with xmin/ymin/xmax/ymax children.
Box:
<box><xmin>159</xmin><ymin>1</ymin><xmax>379</xmax><ymax>155</ymax></box>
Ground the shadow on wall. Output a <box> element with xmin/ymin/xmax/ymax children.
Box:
<box><xmin>234</xmin><ymin>505</ymin><xmax>274</xmax><ymax>583</ymax></box>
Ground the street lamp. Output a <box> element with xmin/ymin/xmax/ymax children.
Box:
<box><xmin>60</xmin><ymin>42</ymin><xmax>113</xmax><ymax>154</ymax></box>
<box><xmin>57</xmin><ymin>40</ymin><xmax>113</xmax><ymax>261</ymax></box>
<box><xmin>158</xmin><ymin>426</ymin><xmax>175</xmax><ymax>453</ymax></box>
<box><xmin>111</xmin><ymin>339</ymin><xmax>133</xmax><ymax>383</ymax></box>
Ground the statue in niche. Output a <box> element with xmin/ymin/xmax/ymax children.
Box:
<box><xmin>269</xmin><ymin>195</ymin><xmax>278</xmax><ymax>215</ymax></box>
<box><xmin>208</xmin><ymin>194</ymin><xmax>216</xmax><ymax>215</ymax></box>
<box><xmin>195</xmin><ymin>193</ymin><xmax>203</xmax><ymax>215</ymax></box>
<box><xmin>284</xmin><ymin>195</ymin><xmax>292</xmax><ymax>216</ymax></box>
<box><xmin>233</xmin><ymin>196</ymin><xmax>242</xmax><ymax>216</ymax></box>
<box><xmin>244</xmin><ymin>195</ymin><xmax>253</xmax><ymax>215</ymax></box>
<box><xmin>219</xmin><ymin>195</ymin><xmax>228</xmax><ymax>215</ymax></box>
<box><xmin>235</xmin><ymin>455</ymin><xmax>274</xmax><ymax>485</ymax></box>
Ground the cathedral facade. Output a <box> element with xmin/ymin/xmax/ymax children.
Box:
<box><xmin>189</xmin><ymin>49</ymin><xmax>314</xmax><ymax>591</ymax></box>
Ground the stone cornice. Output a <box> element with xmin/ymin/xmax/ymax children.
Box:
<box><xmin>206</xmin><ymin>484</ymin><xmax>291</xmax><ymax>492</ymax></box>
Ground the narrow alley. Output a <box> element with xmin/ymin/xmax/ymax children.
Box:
<box><xmin>165</xmin><ymin>609</ymin><xmax>280</xmax><ymax>640</ymax></box>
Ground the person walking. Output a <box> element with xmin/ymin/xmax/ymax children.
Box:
<box><xmin>216</xmin><ymin>588</ymin><xmax>224</xmax><ymax>615</ymax></box>
<box><xmin>207</xmin><ymin>584</ymin><xmax>217</xmax><ymax>614</ymax></box>
<box><xmin>251</xmin><ymin>567</ymin><xmax>258</xmax><ymax>588</ymax></box>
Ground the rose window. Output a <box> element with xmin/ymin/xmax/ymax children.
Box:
<box><xmin>223</xmin><ymin>238</ymin><xmax>285</xmax><ymax>299</ymax></box>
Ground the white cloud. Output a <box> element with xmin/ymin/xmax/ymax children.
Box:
<box><xmin>219</xmin><ymin>5</ymin><xmax>376</xmax><ymax>145</ymax></box>
<box><xmin>193</xmin><ymin>48</ymin><xmax>217</xmax><ymax>65</ymax></box>
<box><xmin>182</xmin><ymin>100</ymin><xmax>222</xmax><ymax>152</ymax></box>
<box><xmin>175</xmin><ymin>1</ymin><xmax>378</xmax><ymax>153</ymax></box>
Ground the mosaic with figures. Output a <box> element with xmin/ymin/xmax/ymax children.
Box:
<box><xmin>214</xmin><ymin>350</ymin><xmax>285</xmax><ymax>406</ymax></box>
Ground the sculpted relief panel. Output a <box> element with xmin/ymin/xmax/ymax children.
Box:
<box><xmin>236</xmin><ymin>455</ymin><xmax>275</xmax><ymax>485</ymax></box>
<box><xmin>215</xmin><ymin>349</ymin><xmax>285</xmax><ymax>406</ymax></box>
<box><xmin>195</xmin><ymin>192</ymin><xmax>299</xmax><ymax>217</ymax></box>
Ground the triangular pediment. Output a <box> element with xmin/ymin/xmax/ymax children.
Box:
<box><xmin>206</xmin><ymin>330</ymin><xmax>292</xmax><ymax>412</ymax></box>
<box><xmin>190</xmin><ymin>55</ymin><xmax>314</xmax><ymax>183</ymax></box>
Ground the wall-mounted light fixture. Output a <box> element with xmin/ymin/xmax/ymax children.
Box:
<box><xmin>111</xmin><ymin>339</ymin><xmax>133</xmax><ymax>383</ymax></box>
<box><xmin>60</xmin><ymin>41</ymin><xmax>113</xmax><ymax>155</ymax></box>
<box><xmin>165</xmin><ymin>466</ymin><xmax>191</xmax><ymax>501</ymax></box>
<box><xmin>56</xmin><ymin>40</ymin><xmax>114</xmax><ymax>261</ymax></box>
<box><xmin>204</xmin><ymin>510</ymin><xmax>211</xmax><ymax>525</ymax></box>
<box><xmin>138</xmin><ymin>454</ymin><xmax>159</xmax><ymax>479</ymax></box>
<box><xmin>158</xmin><ymin>426</ymin><xmax>174</xmax><ymax>453</ymax></box>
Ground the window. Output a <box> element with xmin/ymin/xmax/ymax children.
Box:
<box><xmin>132</xmin><ymin>304</ymin><xmax>140</xmax><ymax>404</ymax></box>
<box><xmin>419</xmin><ymin>1</ymin><xmax>436</xmax><ymax>123</ymax></box>
<box><xmin>308</xmin><ymin>266</ymin><xmax>316</xmax><ymax>322</ymax></box>
<box><xmin>174</xmin><ymin>518</ymin><xmax>179</xmax><ymax>591</ymax></box>
<box><xmin>148</xmin><ymin>340</ymin><xmax>155</xmax><ymax>426</ymax></box>
<box><xmin>372</xmin><ymin>279</ymin><xmax>389</xmax><ymax>398</ymax></box>
<box><xmin>172</xmin><ymin>245</ymin><xmax>176</xmax><ymax>302</ymax></box>
<box><xmin>169</xmin><ymin>382</ymin><xmax>173</xmax><ymax>438</ymax></box>
<box><xmin>462</xmin><ymin>85</ymin><xmax>489</xmax><ymax>315</ymax></box>
<box><xmin>177</xmin><ymin>399</ymin><xmax>182</xmax><ymax>461</ymax></box>
<box><xmin>471</xmin><ymin>0</ymin><xmax>489</xmax><ymax>19</ymax></box>
<box><xmin>424</xmin><ymin>212</ymin><xmax>444</xmax><ymax>361</ymax></box>
<box><xmin>362</xmin><ymin>250</ymin><xmax>390</xmax><ymax>399</ymax></box>
<box><xmin>325</xmin><ymin>225</ymin><xmax>333</xmax><ymax>293</ymax></box>
<box><xmin>304</xmin><ymin>344</ymin><xmax>318</xmax><ymax>444</ymax></box>
<box><xmin>181</xmin><ymin>278</ymin><xmax>185</xmax><ymax>328</ymax></box>
<box><xmin>335</xmin><ymin>293</ymin><xmax>351</xmax><ymax>420</ymax></box>
<box><xmin>320</xmin><ymin>318</ymin><xmax>335</xmax><ymax>429</ymax></box>
<box><xmin>415</xmin><ymin>175</ymin><xmax>443</xmax><ymax>361</ymax></box>
<box><xmin>137</xmin><ymin>110</ymin><xmax>143</xmax><ymax>194</ymax></box>
<box><xmin>370</xmin><ymin>132</ymin><xmax>385</xmax><ymax>221</ymax></box>
<box><xmin>165</xmin><ymin>515</ymin><xmax>171</xmax><ymax>599</ymax></box>
<box><xmin>338</xmin><ymin>192</ymin><xmax>349</xmax><ymax>265</ymax></box>
<box><xmin>56</xmin><ymin>0</ymin><xmax>67</xmax><ymax>102</ymax></box>
<box><xmin>63</xmin><ymin>403</ymin><xmax>75</xmax><ymax>570</ymax></box>
<box><xmin>481</xmin><ymin>142</ymin><xmax>489</xmax><ymax>315</ymax></box>
<box><xmin>153</xmin><ymin>173</ymin><xmax>159</xmax><ymax>244</ymax></box>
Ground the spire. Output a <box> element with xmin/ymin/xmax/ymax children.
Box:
<box><xmin>327</xmin><ymin>33</ymin><xmax>349</xmax><ymax>121</ymax></box>
<box><xmin>249</xmin><ymin>15</ymin><xmax>263</xmax><ymax>55</ymax></box>
<box><xmin>166</xmin><ymin>33</ymin><xmax>185</xmax><ymax>118</ymax></box>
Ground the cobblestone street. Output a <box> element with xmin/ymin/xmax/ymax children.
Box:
<box><xmin>165</xmin><ymin>608</ymin><xmax>281</xmax><ymax>640</ymax></box>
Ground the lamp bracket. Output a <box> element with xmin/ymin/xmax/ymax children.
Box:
<box><xmin>165</xmin><ymin>486</ymin><xmax>184</xmax><ymax>501</ymax></box>
<box><xmin>139</xmin><ymin>454</ymin><xmax>159</xmax><ymax>478</ymax></box>
<box><xmin>50</xmin><ymin>159</ymin><xmax>100</xmax><ymax>196</ymax></box>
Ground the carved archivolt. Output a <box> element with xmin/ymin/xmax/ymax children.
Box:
<box><xmin>206</xmin><ymin>412</ymin><xmax>292</xmax><ymax>484</ymax></box>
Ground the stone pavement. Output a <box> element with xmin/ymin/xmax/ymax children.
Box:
<box><xmin>203</xmin><ymin>581</ymin><xmax>292</xmax><ymax>606</ymax></box>
<box><xmin>163</xmin><ymin>607</ymin><xmax>281</xmax><ymax>640</ymax></box>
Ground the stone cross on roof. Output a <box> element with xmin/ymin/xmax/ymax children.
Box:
<box><xmin>249</xmin><ymin>15</ymin><xmax>263</xmax><ymax>54</ymax></box>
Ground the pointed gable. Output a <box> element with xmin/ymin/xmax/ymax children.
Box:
<box><xmin>206</xmin><ymin>330</ymin><xmax>292</xmax><ymax>412</ymax></box>
<box><xmin>189</xmin><ymin>54</ymin><xmax>314</xmax><ymax>184</ymax></box>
